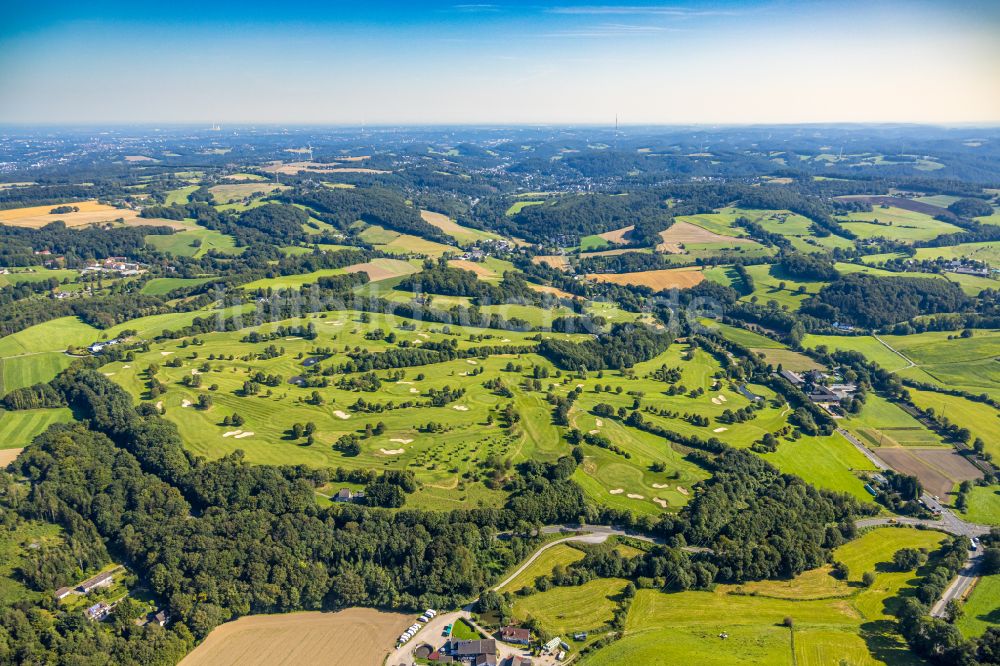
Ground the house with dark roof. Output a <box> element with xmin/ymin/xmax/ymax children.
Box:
<box><xmin>55</xmin><ymin>586</ymin><xmax>74</xmax><ymax>600</ymax></box>
<box><xmin>806</xmin><ymin>385</ymin><xmax>840</xmax><ymax>404</ymax></box>
<box><xmin>78</xmin><ymin>570</ymin><xmax>115</xmax><ymax>594</ymax></box>
<box><xmin>510</xmin><ymin>657</ymin><xmax>533</xmax><ymax>666</ymax></box>
<box><xmin>452</xmin><ymin>639</ymin><xmax>497</xmax><ymax>664</ymax></box>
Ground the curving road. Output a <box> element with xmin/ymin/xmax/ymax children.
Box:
<box><xmin>931</xmin><ymin>548</ymin><xmax>985</xmax><ymax>618</ymax></box>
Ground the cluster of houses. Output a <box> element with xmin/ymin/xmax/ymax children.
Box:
<box><xmin>944</xmin><ymin>259</ymin><xmax>994</xmax><ymax>277</ymax></box>
<box><xmin>413</xmin><ymin>623</ymin><xmax>573</xmax><ymax>665</ymax></box>
<box><xmin>89</xmin><ymin>337</ymin><xmax>126</xmax><ymax>354</ymax></box>
<box><xmin>55</xmin><ymin>569</ymin><xmax>118</xmax><ymax>602</ymax></box>
<box><xmin>779</xmin><ymin>369</ymin><xmax>857</xmax><ymax>410</ymax></box>
<box><xmin>83</xmin><ymin>257</ymin><xmax>147</xmax><ymax>276</ymax></box>
<box><xmin>457</xmin><ymin>239</ymin><xmax>513</xmax><ymax>263</ymax></box>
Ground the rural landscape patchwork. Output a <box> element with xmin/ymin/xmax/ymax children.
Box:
<box><xmin>1</xmin><ymin>2</ymin><xmax>1000</xmax><ymax>666</ymax></box>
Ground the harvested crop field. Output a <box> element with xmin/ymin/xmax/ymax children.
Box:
<box><xmin>209</xmin><ymin>183</ymin><xmax>286</xmax><ymax>203</ymax></box>
<box><xmin>0</xmin><ymin>448</ymin><xmax>24</xmax><ymax>468</ymax></box>
<box><xmin>532</xmin><ymin>255</ymin><xmax>569</xmax><ymax>270</ymax></box>
<box><xmin>263</xmin><ymin>161</ymin><xmax>389</xmax><ymax>175</ymax></box>
<box><xmin>598</xmin><ymin>225</ymin><xmax>633</xmax><ymax>244</ymax></box>
<box><xmin>180</xmin><ymin>609</ymin><xmax>411</xmax><ymax>666</ymax></box>
<box><xmin>528</xmin><ymin>284</ymin><xmax>575</xmax><ymax>299</ymax></box>
<box><xmin>448</xmin><ymin>259</ymin><xmax>497</xmax><ymax>279</ymax></box>
<box><xmin>587</xmin><ymin>267</ymin><xmax>705</xmax><ymax>290</ymax></box>
<box><xmin>836</xmin><ymin>195</ymin><xmax>950</xmax><ymax>217</ymax></box>
<box><xmin>657</xmin><ymin>221</ymin><xmax>752</xmax><ymax>253</ymax></box>
<box><xmin>420</xmin><ymin>210</ymin><xmax>499</xmax><ymax>244</ymax></box>
<box><xmin>343</xmin><ymin>259</ymin><xmax>418</xmax><ymax>282</ymax></box>
<box><xmin>0</xmin><ymin>201</ymin><xmax>145</xmax><ymax>228</ymax></box>
<box><xmin>876</xmin><ymin>448</ymin><xmax>983</xmax><ymax>497</ymax></box>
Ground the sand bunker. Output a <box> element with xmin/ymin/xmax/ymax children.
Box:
<box><xmin>418</xmin><ymin>333</ymin><xmax>429</xmax><ymax>339</ymax></box>
<box><xmin>191</xmin><ymin>369</ymin><xmax>201</xmax><ymax>375</ymax></box>
<box><xmin>333</xmin><ymin>410</ymin><xmax>350</xmax><ymax>419</ymax></box>
<box><xmin>717</xmin><ymin>394</ymin><xmax>727</xmax><ymax>402</ymax></box>
<box><xmin>155</xmin><ymin>401</ymin><xmax>163</xmax><ymax>411</ymax></box>
<box><xmin>122</xmin><ymin>365</ymin><xmax>130</xmax><ymax>369</ymax></box>
<box><xmin>651</xmin><ymin>483</ymin><xmax>670</xmax><ymax>489</ymax></box>
<box><xmin>397</xmin><ymin>381</ymin><xmax>414</xmax><ymax>385</ymax></box>
<box><xmin>609</xmin><ymin>488</ymin><xmax>624</xmax><ymax>495</ymax></box>
<box><xmin>676</xmin><ymin>486</ymin><xmax>689</xmax><ymax>495</ymax></box>
<box><xmin>711</xmin><ymin>398</ymin><xmax>721</xmax><ymax>405</ymax></box>
<box><xmin>653</xmin><ymin>498</ymin><xmax>668</xmax><ymax>508</ymax></box>
<box><xmin>588</xmin><ymin>429</ymin><xmax>599</xmax><ymax>435</ymax></box>
<box><xmin>713</xmin><ymin>427</ymin><xmax>728</xmax><ymax>433</ymax></box>
<box><xmin>234</xmin><ymin>432</ymin><xmax>254</xmax><ymax>439</ymax></box>
<box><xmin>595</xmin><ymin>418</ymin><xmax>604</xmax><ymax>427</ymax></box>
<box><xmin>222</xmin><ymin>430</ymin><xmax>242</xmax><ymax>438</ymax></box>
<box><xmin>627</xmin><ymin>493</ymin><xmax>645</xmax><ymax>500</ymax></box>
<box><xmin>389</xmin><ymin>438</ymin><xmax>413</xmax><ymax>444</ymax></box>
<box><xmin>181</xmin><ymin>399</ymin><xmax>192</xmax><ymax>407</ymax></box>
<box><xmin>285</xmin><ymin>336</ymin><xmax>302</xmax><ymax>340</ymax></box>
<box><xmin>103</xmin><ymin>372</ymin><xmax>115</xmax><ymax>377</ymax></box>
<box><xmin>466</xmin><ymin>360</ymin><xmax>477</xmax><ymax>365</ymax></box>
<box><xmin>413</xmin><ymin>340</ymin><xmax>422</xmax><ymax>345</ymax></box>
<box><xmin>379</xmin><ymin>448</ymin><xmax>405</xmax><ymax>455</ymax></box>
<box><xmin>453</xmin><ymin>405</ymin><xmax>469</xmax><ymax>411</ymax></box>
<box><xmin>160</xmin><ymin>351</ymin><xmax>174</xmax><ymax>356</ymax></box>
<box><xmin>409</xmin><ymin>388</ymin><xmax>419</xmax><ymax>393</ymax></box>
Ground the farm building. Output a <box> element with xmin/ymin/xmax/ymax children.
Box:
<box><xmin>806</xmin><ymin>385</ymin><xmax>841</xmax><ymax>404</ymax></box>
<box><xmin>78</xmin><ymin>570</ymin><xmax>115</xmax><ymax>593</ymax></box>
<box><xmin>154</xmin><ymin>610</ymin><xmax>170</xmax><ymax>627</ymax></box>
<box><xmin>779</xmin><ymin>369</ymin><xmax>803</xmax><ymax>385</ymax></box>
<box><xmin>54</xmin><ymin>586</ymin><xmax>73</xmax><ymax>600</ymax></box>
<box><xmin>510</xmin><ymin>658</ymin><xmax>533</xmax><ymax>666</ymax></box>
<box><xmin>499</xmin><ymin>626</ymin><xmax>530</xmax><ymax>645</ymax></box>
<box><xmin>334</xmin><ymin>488</ymin><xmax>364</xmax><ymax>502</ymax></box>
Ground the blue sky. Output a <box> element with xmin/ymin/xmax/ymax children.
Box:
<box><xmin>1</xmin><ymin>1</ymin><xmax>998</xmax><ymax>124</ymax></box>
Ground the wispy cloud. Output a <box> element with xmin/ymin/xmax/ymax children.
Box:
<box><xmin>452</xmin><ymin>3</ymin><xmax>502</xmax><ymax>12</ymax></box>
<box><xmin>546</xmin><ymin>5</ymin><xmax>743</xmax><ymax>17</ymax></box>
<box><xmin>540</xmin><ymin>22</ymin><xmax>685</xmax><ymax>37</ymax></box>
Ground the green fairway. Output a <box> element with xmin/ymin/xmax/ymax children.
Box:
<box><xmin>0</xmin><ymin>408</ymin><xmax>74</xmax><ymax>450</ymax></box>
<box><xmin>699</xmin><ymin>319</ymin><xmax>784</xmax><ymax>348</ymax></box>
<box><xmin>511</xmin><ymin>577</ymin><xmax>627</xmax><ymax>636</ymax></box>
<box><xmin>0</xmin><ymin>352</ymin><xmax>76</xmax><ymax>394</ymax></box>
<box><xmin>581</xmin><ymin>527</ymin><xmax>946</xmax><ymax>666</ymax></box>
<box><xmin>499</xmin><ymin>543</ymin><xmax>585</xmax><ymax>592</ymax></box>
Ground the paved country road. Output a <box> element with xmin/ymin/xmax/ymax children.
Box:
<box><xmin>931</xmin><ymin>548</ymin><xmax>985</xmax><ymax>618</ymax></box>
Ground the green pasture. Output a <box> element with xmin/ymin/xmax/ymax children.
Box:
<box><xmin>0</xmin><ymin>267</ymin><xmax>79</xmax><ymax>288</ymax></box>
<box><xmin>0</xmin><ymin>519</ymin><xmax>63</xmax><ymax>606</ymax></box>
<box><xmin>763</xmin><ymin>433</ymin><xmax>877</xmax><ymax>502</ymax></box>
<box><xmin>164</xmin><ymin>185</ymin><xmax>199</xmax><ymax>206</ymax></box>
<box><xmin>505</xmin><ymin>200</ymin><xmax>544</xmax><ymax>216</ymax></box>
<box><xmin>958</xmin><ymin>574</ymin><xmax>1000</xmax><ymax>638</ymax></box>
<box><xmin>140</xmin><ymin>277</ymin><xmax>215</xmax><ymax>296</ymax></box>
<box><xmin>906</xmin><ymin>388</ymin><xmax>1000</xmax><ymax>460</ymax></box>
<box><xmin>843</xmin><ymin>394</ymin><xmax>944</xmax><ymax>449</ymax></box>
<box><xmin>837</xmin><ymin>207</ymin><xmax>963</xmax><ymax>242</ymax></box>
<box><xmin>913</xmin><ymin>241</ymin><xmax>1000</xmax><ymax>265</ymax></box>
<box><xmin>801</xmin><ymin>335</ymin><xmax>912</xmax><ymax>373</ymax></box>
<box><xmin>962</xmin><ymin>486</ymin><xmax>1000</xmax><ymax>527</ymax></box>
<box><xmin>146</xmin><ymin>226</ymin><xmax>242</xmax><ymax>258</ymax></box>
<box><xmin>511</xmin><ymin>577</ymin><xmax>627</xmax><ymax>637</ymax></box>
<box><xmin>499</xmin><ymin>543</ymin><xmax>586</xmax><ymax>592</ymax></box>
<box><xmin>582</xmin><ymin>527</ymin><xmax>946</xmax><ymax>665</ymax></box>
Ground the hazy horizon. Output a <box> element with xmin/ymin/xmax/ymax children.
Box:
<box><xmin>2</xmin><ymin>0</ymin><xmax>999</xmax><ymax>125</ymax></box>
